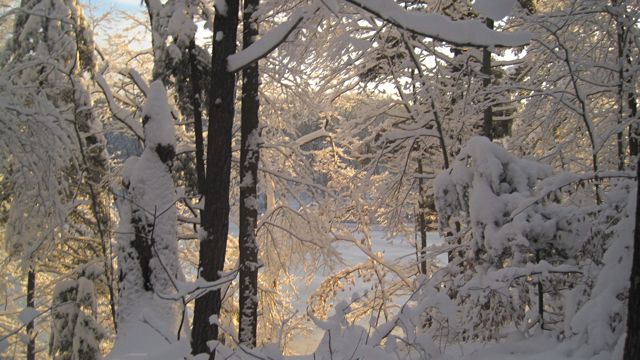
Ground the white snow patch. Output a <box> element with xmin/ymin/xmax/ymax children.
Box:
<box><xmin>18</xmin><ymin>307</ymin><xmax>38</xmax><ymax>326</ymax></box>
<box><xmin>0</xmin><ymin>338</ymin><xmax>7</xmax><ymax>354</ymax></box>
<box><xmin>228</xmin><ymin>3</ymin><xmax>319</xmax><ymax>72</ymax></box>
<box><xmin>473</xmin><ymin>0</ymin><xmax>517</xmax><ymax>20</ymax></box>
<box><xmin>214</xmin><ymin>0</ymin><xmax>227</xmax><ymax>16</ymax></box>
<box><xmin>141</xmin><ymin>81</ymin><xmax>176</xmax><ymax>150</ymax></box>
<box><xmin>347</xmin><ymin>0</ymin><xmax>530</xmax><ymax>47</ymax></box>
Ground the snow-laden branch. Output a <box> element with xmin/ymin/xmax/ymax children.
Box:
<box><xmin>333</xmin><ymin>231</ymin><xmax>414</xmax><ymax>289</ymax></box>
<box><xmin>227</xmin><ymin>2</ymin><xmax>321</xmax><ymax>72</ymax></box>
<box><xmin>127</xmin><ymin>68</ymin><xmax>149</xmax><ymax>96</ymax></box>
<box><xmin>294</xmin><ymin>128</ymin><xmax>331</xmax><ymax>147</ymax></box>
<box><xmin>510</xmin><ymin>170</ymin><xmax>636</xmax><ymax>220</ymax></box>
<box><xmin>465</xmin><ymin>261</ymin><xmax>582</xmax><ymax>291</ymax></box>
<box><xmin>344</xmin><ymin>0</ymin><xmax>531</xmax><ymax>47</ymax></box>
<box><xmin>95</xmin><ymin>74</ymin><xmax>144</xmax><ymax>141</ymax></box>
<box><xmin>383</xmin><ymin>127</ymin><xmax>441</xmax><ymax>141</ymax></box>
<box><xmin>228</xmin><ymin>0</ymin><xmax>529</xmax><ymax>72</ymax></box>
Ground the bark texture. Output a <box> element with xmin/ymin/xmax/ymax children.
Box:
<box><xmin>26</xmin><ymin>268</ymin><xmax>35</xmax><ymax>360</ymax></box>
<box><xmin>238</xmin><ymin>0</ymin><xmax>261</xmax><ymax>347</ymax></box>
<box><xmin>624</xmin><ymin>157</ymin><xmax>640</xmax><ymax>360</ymax></box>
<box><xmin>191</xmin><ymin>1</ymin><xmax>240</xmax><ymax>357</ymax></box>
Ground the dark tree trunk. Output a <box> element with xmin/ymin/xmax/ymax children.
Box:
<box><xmin>26</xmin><ymin>268</ymin><xmax>35</xmax><ymax>360</ymax></box>
<box><xmin>626</xmin><ymin>46</ymin><xmax>639</xmax><ymax>159</ymax></box>
<box><xmin>535</xmin><ymin>250</ymin><xmax>544</xmax><ymax>330</ymax></box>
<box><xmin>189</xmin><ymin>40</ymin><xmax>206</xmax><ymax>194</ymax></box>
<box><xmin>608</xmin><ymin>0</ymin><xmax>639</xmax><ymax>160</ymax></box>
<box><xmin>614</xmin><ymin>0</ymin><xmax>627</xmax><ymax>170</ymax></box>
<box><xmin>69</xmin><ymin>71</ymin><xmax>116</xmax><ymax>331</ymax></box>
<box><xmin>238</xmin><ymin>0</ymin><xmax>260</xmax><ymax>347</ymax></box>
<box><xmin>481</xmin><ymin>18</ymin><xmax>494</xmax><ymax>141</ymax></box>
<box><xmin>446</xmin><ymin>47</ymin><xmax>463</xmax><ymax>264</ymax></box>
<box><xmin>630</xmin><ymin>98</ymin><xmax>639</xmax><ymax>159</ymax></box>
<box><xmin>623</xmin><ymin>156</ymin><xmax>640</xmax><ymax>360</ymax></box>
<box><xmin>629</xmin><ymin>86</ymin><xmax>639</xmax><ymax>158</ymax></box>
<box><xmin>417</xmin><ymin>159</ymin><xmax>427</xmax><ymax>276</ymax></box>
<box><xmin>143</xmin><ymin>0</ymin><xmax>163</xmax><ymax>82</ymax></box>
<box><xmin>191</xmin><ymin>1</ymin><xmax>240</xmax><ymax>358</ymax></box>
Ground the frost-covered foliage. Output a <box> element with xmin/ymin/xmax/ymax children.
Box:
<box><xmin>50</xmin><ymin>264</ymin><xmax>106</xmax><ymax>360</ymax></box>
<box><xmin>0</xmin><ymin>88</ymin><xmax>77</xmax><ymax>260</ymax></box>
<box><xmin>433</xmin><ymin>137</ymin><xmax>580</xmax><ymax>339</ymax></box>
<box><xmin>564</xmin><ymin>182</ymin><xmax>634</xmax><ymax>359</ymax></box>
<box><xmin>0</xmin><ymin>0</ymin><xmax>106</xmax><ymax>263</ymax></box>
<box><xmin>310</xmin><ymin>301</ymin><xmax>392</xmax><ymax>359</ymax></box>
<box><xmin>432</xmin><ymin>136</ymin><xmax>634</xmax><ymax>354</ymax></box>
<box><xmin>506</xmin><ymin>0</ymin><xmax>640</xmax><ymax>175</ymax></box>
<box><xmin>434</xmin><ymin>137</ymin><xmax>580</xmax><ymax>266</ymax></box>
<box><xmin>0</xmin><ymin>0</ymin><xmax>113</xmax><ymax>356</ymax></box>
<box><xmin>2</xmin><ymin>0</ymin><xmax>638</xmax><ymax>358</ymax></box>
<box><xmin>112</xmin><ymin>81</ymin><xmax>186</xmax><ymax>357</ymax></box>
<box><xmin>145</xmin><ymin>0</ymin><xmax>198</xmax><ymax>79</ymax></box>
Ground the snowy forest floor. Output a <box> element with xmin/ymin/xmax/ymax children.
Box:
<box><xmin>436</xmin><ymin>336</ymin><xmax>577</xmax><ymax>360</ymax></box>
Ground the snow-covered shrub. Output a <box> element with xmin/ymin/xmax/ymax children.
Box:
<box><xmin>311</xmin><ymin>301</ymin><xmax>392</xmax><ymax>359</ymax></box>
<box><xmin>434</xmin><ymin>137</ymin><xmax>586</xmax><ymax>340</ymax></box>
<box><xmin>565</xmin><ymin>181</ymin><xmax>634</xmax><ymax>359</ymax></box>
<box><xmin>50</xmin><ymin>264</ymin><xmax>106</xmax><ymax>360</ymax></box>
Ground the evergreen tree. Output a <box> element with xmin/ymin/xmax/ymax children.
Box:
<box><xmin>50</xmin><ymin>264</ymin><xmax>105</xmax><ymax>360</ymax></box>
<box><xmin>113</xmin><ymin>81</ymin><xmax>185</xmax><ymax>356</ymax></box>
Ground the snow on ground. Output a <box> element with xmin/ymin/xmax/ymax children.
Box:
<box><xmin>434</xmin><ymin>335</ymin><xmax>576</xmax><ymax>360</ymax></box>
<box><xmin>473</xmin><ymin>0</ymin><xmax>516</xmax><ymax>21</ymax></box>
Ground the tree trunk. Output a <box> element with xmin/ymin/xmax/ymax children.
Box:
<box><xmin>26</xmin><ymin>268</ymin><xmax>35</xmax><ymax>360</ymax></box>
<box><xmin>623</xmin><ymin>156</ymin><xmax>640</xmax><ymax>360</ymax></box>
<box><xmin>629</xmin><ymin>87</ymin><xmax>639</xmax><ymax>159</ymax></box>
<box><xmin>417</xmin><ymin>159</ymin><xmax>427</xmax><ymax>276</ymax></box>
<box><xmin>191</xmin><ymin>1</ymin><xmax>240</xmax><ymax>358</ymax></box>
<box><xmin>238</xmin><ymin>0</ymin><xmax>260</xmax><ymax>347</ymax></box>
<box><xmin>481</xmin><ymin>18</ymin><xmax>494</xmax><ymax>141</ymax></box>
<box><xmin>189</xmin><ymin>40</ymin><xmax>206</xmax><ymax>194</ymax></box>
<box><xmin>608</xmin><ymin>0</ymin><xmax>639</xmax><ymax>160</ymax></box>
<box><xmin>614</xmin><ymin>0</ymin><xmax>627</xmax><ymax>170</ymax></box>
<box><xmin>69</xmin><ymin>63</ymin><xmax>116</xmax><ymax>331</ymax></box>
<box><xmin>535</xmin><ymin>250</ymin><xmax>544</xmax><ymax>330</ymax></box>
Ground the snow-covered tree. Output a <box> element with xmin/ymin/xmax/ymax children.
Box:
<box><xmin>0</xmin><ymin>0</ymin><xmax>113</xmax><ymax>356</ymax></box>
<box><xmin>506</xmin><ymin>0</ymin><xmax>640</xmax><ymax>195</ymax></box>
<box><xmin>434</xmin><ymin>137</ymin><xmax>586</xmax><ymax>339</ymax></box>
<box><xmin>50</xmin><ymin>264</ymin><xmax>105</xmax><ymax>360</ymax></box>
<box><xmin>431</xmin><ymin>134</ymin><xmax>638</xmax><ymax>354</ymax></box>
<box><xmin>112</xmin><ymin>81</ymin><xmax>186</xmax><ymax>357</ymax></box>
<box><xmin>6</xmin><ymin>0</ymin><xmax>640</xmax><ymax>359</ymax></box>
<box><xmin>238</xmin><ymin>0</ymin><xmax>261</xmax><ymax>347</ymax></box>
<box><xmin>191</xmin><ymin>0</ymin><xmax>240</xmax><ymax>355</ymax></box>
